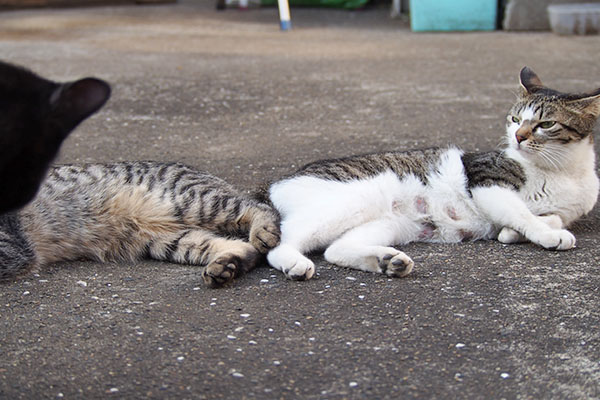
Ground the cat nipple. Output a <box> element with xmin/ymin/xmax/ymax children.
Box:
<box><xmin>414</xmin><ymin>196</ymin><xmax>428</xmax><ymax>214</ymax></box>
<box><xmin>446</xmin><ymin>206</ymin><xmax>460</xmax><ymax>221</ymax></box>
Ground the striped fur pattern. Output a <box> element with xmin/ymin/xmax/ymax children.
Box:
<box><xmin>1</xmin><ymin>162</ymin><xmax>280</xmax><ymax>287</ymax></box>
<box><xmin>267</xmin><ymin>67</ymin><xmax>600</xmax><ymax>280</ymax></box>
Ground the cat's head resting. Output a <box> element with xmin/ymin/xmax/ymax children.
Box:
<box><xmin>506</xmin><ymin>67</ymin><xmax>600</xmax><ymax>170</ymax></box>
<box><xmin>0</xmin><ymin>61</ymin><xmax>111</xmax><ymax>213</ymax></box>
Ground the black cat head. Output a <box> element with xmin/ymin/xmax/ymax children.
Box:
<box><xmin>0</xmin><ymin>61</ymin><xmax>111</xmax><ymax>213</ymax></box>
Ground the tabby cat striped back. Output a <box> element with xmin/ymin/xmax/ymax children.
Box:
<box><xmin>266</xmin><ymin>67</ymin><xmax>600</xmax><ymax>280</ymax></box>
<box><xmin>1</xmin><ymin>162</ymin><xmax>280</xmax><ymax>287</ymax></box>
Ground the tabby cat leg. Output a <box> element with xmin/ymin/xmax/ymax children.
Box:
<box><xmin>323</xmin><ymin>219</ymin><xmax>414</xmax><ymax>278</ymax></box>
<box><xmin>498</xmin><ymin>214</ymin><xmax>564</xmax><ymax>244</ymax></box>
<box><xmin>239</xmin><ymin>204</ymin><xmax>281</xmax><ymax>254</ymax></box>
<box><xmin>0</xmin><ymin>214</ymin><xmax>37</xmax><ymax>280</ymax></box>
<box><xmin>148</xmin><ymin>229</ymin><xmax>259</xmax><ymax>287</ymax></box>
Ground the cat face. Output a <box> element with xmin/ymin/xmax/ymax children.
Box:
<box><xmin>505</xmin><ymin>67</ymin><xmax>600</xmax><ymax>169</ymax></box>
<box><xmin>0</xmin><ymin>61</ymin><xmax>111</xmax><ymax>213</ymax></box>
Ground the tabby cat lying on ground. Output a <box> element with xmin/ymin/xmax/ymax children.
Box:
<box><xmin>1</xmin><ymin>162</ymin><xmax>281</xmax><ymax>287</ymax></box>
<box><xmin>0</xmin><ymin>62</ymin><xmax>280</xmax><ymax>287</ymax></box>
<box><xmin>267</xmin><ymin>67</ymin><xmax>600</xmax><ymax>280</ymax></box>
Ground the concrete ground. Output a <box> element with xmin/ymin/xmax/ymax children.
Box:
<box><xmin>1</xmin><ymin>1</ymin><xmax>600</xmax><ymax>399</ymax></box>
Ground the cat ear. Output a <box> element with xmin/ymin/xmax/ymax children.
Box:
<box><xmin>51</xmin><ymin>77</ymin><xmax>111</xmax><ymax>129</ymax></box>
<box><xmin>519</xmin><ymin>67</ymin><xmax>545</xmax><ymax>95</ymax></box>
<box><xmin>565</xmin><ymin>89</ymin><xmax>600</xmax><ymax>119</ymax></box>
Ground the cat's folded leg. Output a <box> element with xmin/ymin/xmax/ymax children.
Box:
<box><xmin>323</xmin><ymin>219</ymin><xmax>414</xmax><ymax>277</ymax></box>
<box><xmin>244</xmin><ymin>205</ymin><xmax>281</xmax><ymax>254</ymax></box>
<box><xmin>472</xmin><ymin>186</ymin><xmax>575</xmax><ymax>250</ymax></box>
<box><xmin>148</xmin><ymin>229</ymin><xmax>259</xmax><ymax>287</ymax></box>
<box><xmin>498</xmin><ymin>214</ymin><xmax>563</xmax><ymax>244</ymax></box>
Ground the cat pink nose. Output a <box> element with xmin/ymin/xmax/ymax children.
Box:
<box><xmin>515</xmin><ymin>134</ymin><xmax>527</xmax><ymax>144</ymax></box>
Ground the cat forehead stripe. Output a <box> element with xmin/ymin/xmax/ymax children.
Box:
<box><xmin>520</xmin><ymin>107</ymin><xmax>535</xmax><ymax>121</ymax></box>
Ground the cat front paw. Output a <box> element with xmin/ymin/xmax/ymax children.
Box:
<box><xmin>377</xmin><ymin>250</ymin><xmax>414</xmax><ymax>277</ymax></box>
<box><xmin>202</xmin><ymin>247</ymin><xmax>259</xmax><ymax>288</ymax></box>
<box><xmin>498</xmin><ymin>227</ymin><xmax>525</xmax><ymax>244</ymax></box>
<box><xmin>536</xmin><ymin>229</ymin><xmax>576</xmax><ymax>251</ymax></box>
<box><xmin>250</xmin><ymin>219</ymin><xmax>281</xmax><ymax>254</ymax></box>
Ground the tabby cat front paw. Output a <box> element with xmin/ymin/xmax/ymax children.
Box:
<box><xmin>536</xmin><ymin>229</ymin><xmax>576</xmax><ymax>251</ymax></box>
<box><xmin>250</xmin><ymin>220</ymin><xmax>281</xmax><ymax>254</ymax></box>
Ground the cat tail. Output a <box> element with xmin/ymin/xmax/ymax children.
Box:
<box><xmin>0</xmin><ymin>214</ymin><xmax>37</xmax><ymax>281</ymax></box>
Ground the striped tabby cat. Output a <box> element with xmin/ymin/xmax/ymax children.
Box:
<box><xmin>1</xmin><ymin>162</ymin><xmax>281</xmax><ymax>287</ymax></box>
<box><xmin>267</xmin><ymin>67</ymin><xmax>600</xmax><ymax>280</ymax></box>
<box><xmin>0</xmin><ymin>62</ymin><xmax>280</xmax><ymax>287</ymax></box>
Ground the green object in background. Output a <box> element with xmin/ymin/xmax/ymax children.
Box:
<box><xmin>261</xmin><ymin>0</ymin><xmax>368</xmax><ymax>10</ymax></box>
<box><xmin>410</xmin><ymin>0</ymin><xmax>497</xmax><ymax>31</ymax></box>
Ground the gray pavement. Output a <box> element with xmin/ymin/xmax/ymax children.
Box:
<box><xmin>1</xmin><ymin>2</ymin><xmax>600</xmax><ymax>399</ymax></box>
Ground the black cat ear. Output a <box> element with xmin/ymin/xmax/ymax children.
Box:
<box><xmin>51</xmin><ymin>77</ymin><xmax>111</xmax><ymax>129</ymax></box>
<box><xmin>519</xmin><ymin>67</ymin><xmax>544</xmax><ymax>94</ymax></box>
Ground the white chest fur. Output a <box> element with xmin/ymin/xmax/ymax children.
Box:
<box><xmin>507</xmin><ymin>142</ymin><xmax>600</xmax><ymax>226</ymax></box>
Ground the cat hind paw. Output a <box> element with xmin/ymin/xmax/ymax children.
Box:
<box><xmin>202</xmin><ymin>248</ymin><xmax>259</xmax><ymax>288</ymax></box>
<box><xmin>267</xmin><ymin>244</ymin><xmax>315</xmax><ymax>281</ymax></box>
<box><xmin>378</xmin><ymin>251</ymin><xmax>414</xmax><ymax>278</ymax></box>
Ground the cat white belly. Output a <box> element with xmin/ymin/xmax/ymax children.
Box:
<box><xmin>269</xmin><ymin>148</ymin><xmax>497</xmax><ymax>253</ymax></box>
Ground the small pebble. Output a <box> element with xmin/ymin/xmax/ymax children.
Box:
<box><xmin>349</xmin><ymin>382</ymin><xmax>358</xmax><ymax>388</ymax></box>
<box><xmin>501</xmin><ymin>373</ymin><xmax>510</xmax><ymax>379</ymax></box>
<box><xmin>346</xmin><ymin>277</ymin><xmax>356</xmax><ymax>281</ymax></box>
<box><xmin>240</xmin><ymin>313</ymin><xmax>250</xmax><ymax>318</ymax></box>
<box><xmin>227</xmin><ymin>335</ymin><xmax>237</xmax><ymax>340</ymax></box>
<box><xmin>456</xmin><ymin>343</ymin><xmax>466</xmax><ymax>349</ymax></box>
<box><xmin>260</xmin><ymin>279</ymin><xmax>269</xmax><ymax>283</ymax></box>
<box><xmin>76</xmin><ymin>280</ymin><xmax>87</xmax><ymax>287</ymax></box>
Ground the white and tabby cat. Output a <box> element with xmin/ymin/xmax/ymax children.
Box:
<box><xmin>0</xmin><ymin>62</ymin><xmax>280</xmax><ymax>287</ymax></box>
<box><xmin>267</xmin><ymin>67</ymin><xmax>600</xmax><ymax>280</ymax></box>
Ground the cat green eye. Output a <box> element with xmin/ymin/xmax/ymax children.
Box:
<box><xmin>538</xmin><ymin>121</ymin><xmax>556</xmax><ymax>129</ymax></box>
<box><xmin>511</xmin><ymin>116</ymin><xmax>520</xmax><ymax>124</ymax></box>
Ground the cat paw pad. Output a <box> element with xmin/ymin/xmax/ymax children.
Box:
<box><xmin>378</xmin><ymin>252</ymin><xmax>414</xmax><ymax>277</ymax></box>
